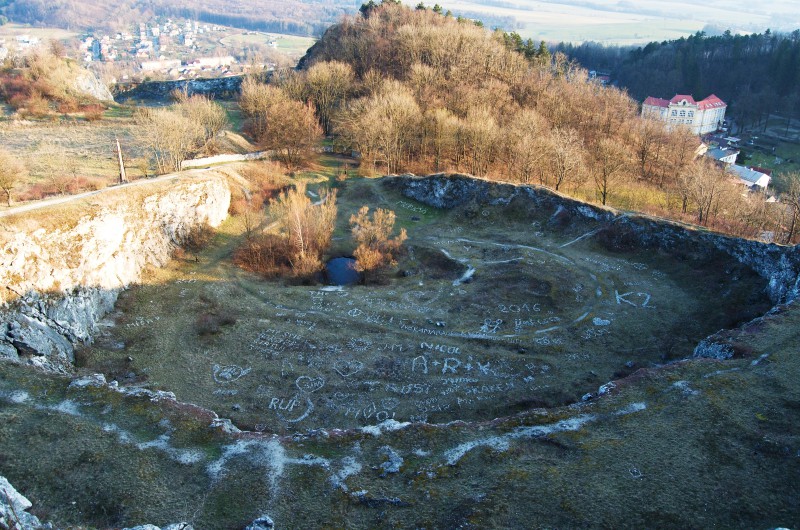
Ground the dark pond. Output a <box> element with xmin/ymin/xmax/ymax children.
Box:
<box><xmin>326</xmin><ymin>257</ymin><xmax>360</xmax><ymax>285</ymax></box>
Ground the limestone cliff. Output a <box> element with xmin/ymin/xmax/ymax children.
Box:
<box><xmin>391</xmin><ymin>173</ymin><xmax>800</xmax><ymax>305</ymax></box>
<box><xmin>0</xmin><ymin>175</ymin><xmax>230</xmax><ymax>371</ymax></box>
<box><xmin>72</xmin><ymin>70</ymin><xmax>115</xmax><ymax>102</ymax></box>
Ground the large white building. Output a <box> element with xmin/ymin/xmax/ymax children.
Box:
<box><xmin>642</xmin><ymin>94</ymin><xmax>727</xmax><ymax>135</ymax></box>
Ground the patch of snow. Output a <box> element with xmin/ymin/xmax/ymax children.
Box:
<box><xmin>360</xmin><ymin>419</ymin><xmax>411</xmax><ymax>436</ymax></box>
<box><xmin>598</xmin><ymin>382</ymin><xmax>616</xmax><ymax>395</ymax></box>
<box><xmin>444</xmin><ymin>404</ymin><xmax>647</xmax><ymax>465</ymax></box>
<box><xmin>0</xmin><ymin>390</ymin><xmax>30</xmax><ymax>404</ymax></box>
<box><xmin>69</xmin><ymin>373</ymin><xmax>107</xmax><ymax>388</ymax></box>
<box><xmin>614</xmin><ymin>402</ymin><xmax>647</xmax><ymax>415</ymax></box>
<box><xmin>444</xmin><ymin>436</ymin><xmax>510</xmax><ymax>466</ymax></box>
<box><xmin>207</xmin><ymin>440</ymin><xmax>254</xmax><ymax>481</ymax></box>
<box><xmin>207</xmin><ymin>439</ymin><xmax>329</xmax><ymax>493</ymax></box>
<box><xmin>52</xmin><ymin>399</ymin><xmax>81</xmax><ymax>416</ymax></box>
<box><xmin>379</xmin><ymin>446</ymin><xmax>403</xmax><ymax>476</ymax></box>
<box><xmin>703</xmin><ymin>367</ymin><xmax>741</xmax><ymax>378</ymax></box>
<box><xmin>592</xmin><ymin>317</ymin><xmax>611</xmax><ymax>326</ymax></box>
<box><xmin>137</xmin><ymin>434</ymin><xmax>203</xmax><ymax>465</ymax></box>
<box><xmin>671</xmin><ymin>381</ymin><xmax>699</xmax><ymax>396</ymax></box>
<box><xmin>577</xmin><ymin>205</ymin><xmax>601</xmax><ymax>220</ymax></box>
<box><xmin>210</xmin><ymin>417</ymin><xmax>241</xmax><ymax>434</ymax></box>
<box><xmin>751</xmin><ymin>353</ymin><xmax>770</xmax><ymax>366</ymax></box>
<box><xmin>330</xmin><ymin>456</ymin><xmax>362</xmax><ymax>491</ymax></box>
<box><xmin>453</xmin><ymin>266</ymin><xmax>476</xmax><ymax>286</ymax></box>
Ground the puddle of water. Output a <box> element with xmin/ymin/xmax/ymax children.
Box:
<box><xmin>326</xmin><ymin>257</ymin><xmax>361</xmax><ymax>286</ymax></box>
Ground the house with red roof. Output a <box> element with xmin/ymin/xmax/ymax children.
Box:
<box><xmin>641</xmin><ymin>94</ymin><xmax>727</xmax><ymax>135</ymax></box>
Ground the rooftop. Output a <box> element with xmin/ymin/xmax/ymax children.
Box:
<box><xmin>643</xmin><ymin>94</ymin><xmax>727</xmax><ymax>109</ymax></box>
<box><xmin>706</xmin><ymin>147</ymin><xmax>739</xmax><ymax>161</ymax></box>
<box><xmin>728</xmin><ymin>164</ymin><xmax>770</xmax><ymax>187</ymax></box>
<box><xmin>643</xmin><ymin>96</ymin><xmax>669</xmax><ymax>108</ymax></box>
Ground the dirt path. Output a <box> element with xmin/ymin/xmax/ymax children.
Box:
<box><xmin>0</xmin><ymin>166</ymin><xmax>217</xmax><ymax>219</ymax></box>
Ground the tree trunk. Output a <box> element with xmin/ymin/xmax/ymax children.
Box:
<box><xmin>786</xmin><ymin>207</ymin><xmax>798</xmax><ymax>244</ymax></box>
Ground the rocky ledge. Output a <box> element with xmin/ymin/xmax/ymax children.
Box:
<box><xmin>0</xmin><ymin>175</ymin><xmax>230</xmax><ymax>372</ymax></box>
<box><xmin>390</xmin><ymin>173</ymin><xmax>800</xmax><ymax>305</ymax></box>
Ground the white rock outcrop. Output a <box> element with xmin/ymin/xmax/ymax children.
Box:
<box><xmin>72</xmin><ymin>70</ymin><xmax>115</xmax><ymax>102</ymax></box>
<box><xmin>0</xmin><ymin>476</ymin><xmax>44</xmax><ymax>530</ymax></box>
<box><xmin>0</xmin><ymin>175</ymin><xmax>230</xmax><ymax>370</ymax></box>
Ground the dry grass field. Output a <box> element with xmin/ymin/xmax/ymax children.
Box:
<box><xmin>446</xmin><ymin>0</ymin><xmax>800</xmax><ymax>44</ymax></box>
<box><xmin>220</xmin><ymin>31</ymin><xmax>316</xmax><ymax>59</ymax></box>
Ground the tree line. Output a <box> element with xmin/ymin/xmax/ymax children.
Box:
<box><xmin>553</xmin><ymin>29</ymin><xmax>800</xmax><ymax>133</ymax></box>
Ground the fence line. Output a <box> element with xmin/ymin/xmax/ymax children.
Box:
<box><xmin>180</xmin><ymin>150</ymin><xmax>271</xmax><ymax>170</ymax></box>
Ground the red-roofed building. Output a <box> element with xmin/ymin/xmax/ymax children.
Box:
<box><xmin>641</xmin><ymin>93</ymin><xmax>727</xmax><ymax>135</ymax></box>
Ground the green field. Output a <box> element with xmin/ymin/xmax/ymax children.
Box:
<box><xmin>0</xmin><ymin>23</ymin><xmax>78</xmax><ymax>41</ymax></box>
<box><xmin>220</xmin><ymin>32</ymin><xmax>316</xmax><ymax>58</ymax></box>
<box><xmin>441</xmin><ymin>0</ymin><xmax>800</xmax><ymax>44</ymax></box>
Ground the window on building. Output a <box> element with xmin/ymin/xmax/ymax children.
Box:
<box><xmin>688</xmin><ymin>111</ymin><xmax>694</xmax><ymax>117</ymax></box>
<box><xmin>679</xmin><ymin>110</ymin><xmax>686</xmax><ymax>117</ymax></box>
<box><xmin>671</xmin><ymin>110</ymin><xmax>677</xmax><ymax>116</ymax></box>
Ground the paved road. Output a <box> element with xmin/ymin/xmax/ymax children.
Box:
<box><xmin>0</xmin><ymin>167</ymin><xmax>216</xmax><ymax>219</ymax></box>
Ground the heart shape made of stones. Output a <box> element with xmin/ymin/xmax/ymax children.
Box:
<box><xmin>334</xmin><ymin>359</ymin><xmax>364</xmax><ymax>377</ymax></box>
<box><xmin>295</xmin><ymin>375</ymin><xmax>325</xmax><ymax>393</ymax></box>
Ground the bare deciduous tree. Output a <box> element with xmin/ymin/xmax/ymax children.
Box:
<box><xmin>304</xmin><ymin>60</ymin><xmax>355</xmax><ymax>135</ymax></box>
<box><xmin>337</xmin><ymin>81</ymin><xmax>421</xmax><ymax>174</ymax></box>
<box><xmin>136</xmin><ymin>95</ymin><xmax>227</xmax><ymax>174</ymax></box>
<box><xmin>350</xmin><ymin>206</ymin><xmax>407</xmax><ymax>282</ymax></box>
<box><xmin>263</xmin><ymin>99</ymin><xmax>323</xmax><ymax>169</ymax></box>
<box><xmin>781</xmin><ymin>173</ymin><xmax>800</xmax><ymax>244</ymax></box>
<box><xmin>0</xmin><ymin>149</ymin><xmax>25</xmax><ymax>206</ymax></box>
<box><xmin>270</xmin><ymin>181</ymin><xmax>338</xmax><ymax>275</ymax></box>
<box><xmin>686</xmin><ymin>159</ymin><xmax>732</xmax><ymax>226</ymax></box>
<box><xmin>240</xmin><ymin>81</ymin><xmax>322</xmax><ymax>168</ymax></box>
<box><xmin>592</xmin><ymin>138</ymin><xmax>631</xmax><ymax>205</ymax></box>
<box><xmin>547</xmin><ymin>127</ymin><xmax>583</xmax><ymax>191</ymax></box>
<box><xmin>425</xmin><ymin>107</ymin><xmax>459</xmax><ymax>172</ymax></box>
<box><xmin>504</xmin><ymin>108</ymin><xmax>548</xmax><ymax>184</ymax></box>
<box><xmin>458</xmin><ymin>105</ymin><xmax>499</xmax><ymax>178</ymax></box>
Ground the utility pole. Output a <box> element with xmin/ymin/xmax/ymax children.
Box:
<box><xmin>116</xmin><ymin>136</ymin><xmax>127</xmax><ymax>184</ymax></box>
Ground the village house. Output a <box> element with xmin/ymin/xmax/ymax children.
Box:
<box><xmin>728</xmin><ymin>164</ymin><xmax>771</xmax><ymax>190</ymax></box>
<box><xmin>642</xmin><ymin>94</ymin><xmax>727</xmax><ymax>135</ymax></box>
<box><xmin>705</xmin><ymin>146</ymin><xmax>739</xmax><ymax>165</ymax></box>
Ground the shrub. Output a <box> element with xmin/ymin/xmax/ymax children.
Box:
<box><xmin>350</xmin><ymin>206</ymin><xmax>407</xmax><ymax>283</ymax></box>
<box><xmin>65</xmin><ymin>176</ymin><xmax>104</xmax><ymax>194</ymax></box>
<box><xmin>233</xmin><ymin>233</ymin><xmax>294</xmax><ymax>278</ymax></box>
<box><xmin>58</xmin><ymin>99</ymin><xmax>79</xmax><ymax>114</ymax></box>
<box><xmin>81</xmin><ymin>104</ymin><xmax>105</xmax><ymax>121</ymax></box>
<box><xmin>240</xmin><ymin>161</ymin><xmax>287</xmax><ymax>200</ymax></box>
<box><xmin>228</xmin><ymin>196</ymin><xmax>250</xmax><ymax>216</ymax></box>
<box><xmin>22</xmin><ymin>92</ymin><xmax>51</xmax><ymax>118</ymax></box>
<box><xmin>196</xmin><ymin>312</ymin><xmax>236</xmax><ymax>336</ymax></box>
<box><xmin>182</xmin><ymin>223</ymin><xmax>215</xmax><ymax>257</ymax></box>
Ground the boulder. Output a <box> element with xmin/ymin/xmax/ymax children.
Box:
<box><xmin>0</xmin><ymin>475</ymin><xmax>44</xmax><ymax>530</ymax></box>
<box><xmin>244</xmin><ymin>515</ymin><xmax>275</xmax><ymax>529</ymax></box>
<box><xmin>72</xmin><ymin>70</ymin><xmax>114</xmax><ymax>102</ymax></box>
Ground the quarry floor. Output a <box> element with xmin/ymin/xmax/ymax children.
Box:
<box><xmin>1</xmin><ymin>176</ymin><xmax>798</xmax><ymax>528</ymax></box>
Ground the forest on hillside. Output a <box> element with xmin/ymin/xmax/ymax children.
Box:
<box><xmin>553</xmin><ymin>30</ymin><xmax>800</xmax><ymax>131</ymax></box>
<box><xmin>236</xmin><ymin>2</ymin><xmax>800</xmax><ymax>244</ymax></box>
